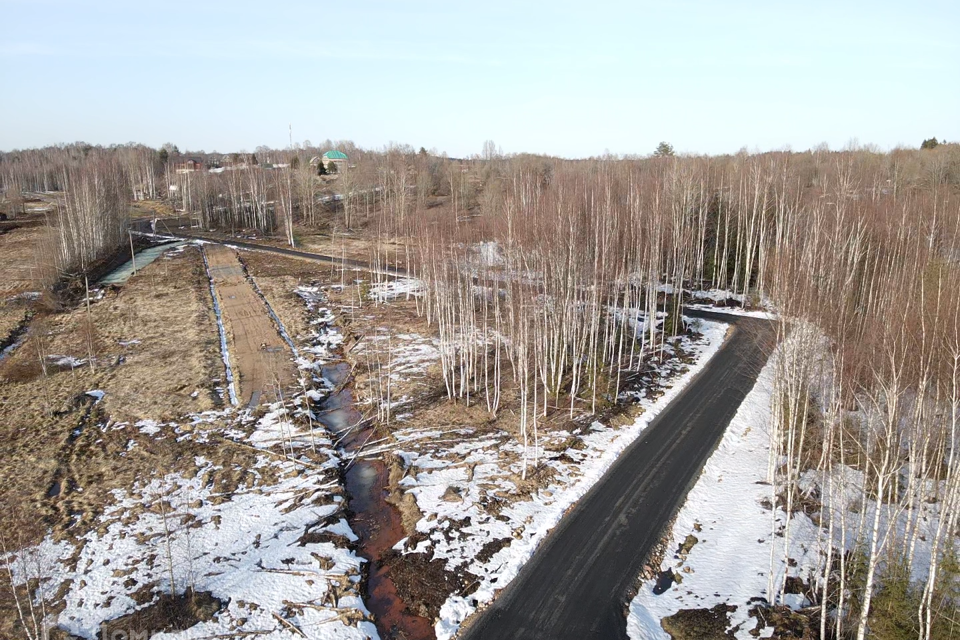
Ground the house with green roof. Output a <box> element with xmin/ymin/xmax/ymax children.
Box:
<box><xmin>322</xmin><ymin>149</ymin><xmax>348</xmax><ymax>172</ymax></box>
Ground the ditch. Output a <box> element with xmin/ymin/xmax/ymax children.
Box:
<box><xmin>315</xmin><ymin>363</ymin><xmax>435</xmax><ymax>640</ymax></box>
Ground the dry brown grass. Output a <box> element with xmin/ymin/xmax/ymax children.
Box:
<box><xmin>1</xmin><ymin>244</ymin><xmax>223</xmax><ymax>422</ymax></box>
<box><xmin>129</xmin><ymin>199</ymin><xmax>176</xmax><ymax>219</ymax></box>
<box><xmin>296</xmin><ymin>230</ymin><xmax>411</xmax><ymax>268</ymax></box>
<box><xmin>189</xmin><ymin>221</ymin><xmax>412</xmax><ymax>270</ymax></box>
<box><xmin>0</xmin><ymin>243</ymin><xmax>227</xmax><ymax>550</ymax></box>
<box><xmin>0</xmin><ymin>224</ymin><xmax>57</xmax><ymax>297</ymax></box>
<box><xmin>0</xmin><ymin>224</ymin><xmax>326</xmax><ymax>638</ymax></box>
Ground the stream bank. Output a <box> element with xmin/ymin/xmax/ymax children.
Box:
<box><xmin>315</xmin><ymin>363</ymin><xmax>436</xmax><ymax>640</ymax></box>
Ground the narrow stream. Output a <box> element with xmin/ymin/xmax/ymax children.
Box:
<box><xmin>315</xmin><ymin>364</ymin><xmax>435</xmax><ymax>640</ymax></box>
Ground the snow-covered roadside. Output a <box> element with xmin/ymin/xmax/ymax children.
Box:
<box><xmin>378</xmin><ymin>318</ymin><xmax>730</xmax><ymax>640</ymax></box>
<box><xmin>626</xmin><ymin>350</ymin><xmax>819</xmax><ymax>640</ymax></box>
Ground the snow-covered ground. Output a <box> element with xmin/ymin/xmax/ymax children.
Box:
<box><xmin>5</xmin><ymin>280</ymin><xmax>376</xmax><ymax>640</ymax></box>
<box><xmin>353</xmin><ymin>330</ymin><xmax>440</xmax><ymax>391</ymax></box>
<box><xmin>368</xmin><ymin>317</ymin><xmax>730</xmax><ymax>640</ymax></box>
<box><xmin>368</xmin><ymin>278</ymin><xmax>424</xmax><ymax>303</ymax></box>
<box><xmin>294</xmin><ymin>285</ymin><xmax>345</xmax><ymax>376</ymax></box>
<box><xmin>8</xmin><ymin>407</ymin><xmax>377</xmax><ymax>639</ymax></box>
<box><xmin>626</xmin><ymin>351</ymin><xmax>822</xmax><ymax>639</ymax></box>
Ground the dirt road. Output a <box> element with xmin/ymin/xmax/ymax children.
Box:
<box><xmin>136</xmin><ymin>218</ymin><xmax>408</xmax><ymax>276</ymax></box>
<box><xmin>203</xmin><ymin>244</ymin><xmax>296</xmax><ymax>407</ymax></box>
<box><xmin>459</xmin><ymin>310</ymin><xmax>775</xmax><ymax>640</ymax></box>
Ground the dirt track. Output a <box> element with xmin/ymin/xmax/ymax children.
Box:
<box><xmin>203</xmin><ymin>244</ymin><xmax>296</xmax><ymax>407</ymax></box>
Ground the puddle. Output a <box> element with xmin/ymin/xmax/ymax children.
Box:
<box><xmin>315</xmin><ymin>365</ymin><xmax>435</xmax><ymax>640</ymax></box>
<box><xmin>653</xmin><ymin>569</ymin><xmax>677</xmax><ymax>595</ymax></box>
<box><xmin>98</xmin><ymin>241</ymin><xmax>186</xmax><ymax>285</ymax></box>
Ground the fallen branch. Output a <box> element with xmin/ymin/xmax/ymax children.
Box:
<box><xmin>272</xmin><ymin>612</ymin><xmax>307</xmax><ymax>638</ymax></box>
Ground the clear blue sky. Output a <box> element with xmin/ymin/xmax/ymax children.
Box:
<box><xmin>1</xmin><ymin>0</ymin><xmax>957</xmax><ymax>157</ymax></box>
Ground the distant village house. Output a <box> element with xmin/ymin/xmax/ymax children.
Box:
<box><xmin>321</xmin><ymin>150</ymin><xmax>348</xmax><ymax>172</ymax></box>
<box><xmin>174</xmin><ymin>158</ymin><xmax>203</xmax><ymax>174</ymax></box>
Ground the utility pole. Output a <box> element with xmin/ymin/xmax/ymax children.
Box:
<box><xmin>128</xmin><ymin>230</ymin><xmax>137</xmax><ymax>276</ymax></box>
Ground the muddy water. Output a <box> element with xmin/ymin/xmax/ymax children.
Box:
<box><xmin>316</xmin><ymin>365</ymin><xmax>435</xmax><ymax>640</ymax></box>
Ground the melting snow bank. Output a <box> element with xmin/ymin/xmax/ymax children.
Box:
<box><xmin>393</xmin><ymin>318</ymin><xmax>730</xmax><ymax>640</ymax></box>
<box><xmin>294</xmin><ymin>286</ymin><xmax>345</xmax><ymax>377</ymax></box>
<box><xmin>626</xmin><ymin>351</ymin><xmax>818</xmax><ymax>640</ymax></box>
<box><xmin>368</xmin><ymin>277</ymin><xmax>425</xmax><ymax>303</ymax></box>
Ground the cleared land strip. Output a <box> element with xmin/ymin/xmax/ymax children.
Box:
<box><xmin>203</xmin><ymin>244</ymin><xmax>297</xmax><ymax>407</ymax></box>
<box><xmin>138</xmin><ymin>218</ymin><xmax>408</xmax><ymax>276</ymax></box>
<box><xmin>460</xmin><ymin>310</ymin><xmax>775</xmax><ymax>640</ymax></box>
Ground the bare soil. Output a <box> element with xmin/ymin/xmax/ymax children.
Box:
<box><xmin>660</xmin><ymin>604</ymin><xmax>739</xmax><ymax>639</ymax></box>
<box><xmin>98</xmin><ymin>589</ymin><xmax>223</xmax><ymax>639</ymax></box>
<box><xmin>203</xmin><ymin>244</ymin><xmax>297</xmax><ymax>407</ymax></box>
<box><xmin>234</xmin><ymin>250</ymin><xmax>320</xmax><ymax>346</ymax></box>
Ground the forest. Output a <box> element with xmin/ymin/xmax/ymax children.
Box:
<box><xmin>2</xmin><ymin>139</ymin><xmax>960</xmax><ymax>639</ymax></box>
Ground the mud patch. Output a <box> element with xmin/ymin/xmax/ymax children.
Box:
<box><xmin>747</xmin><ymin>603</ymin><xmax>817</xmax><ymax>639</ymax></box>
<box><xmin>475</xmin><ymin>537</ymin><xmax>511</xmax><ymax>564</ymax></box>
<box><xmin>382</xmin><ymin>550</ymin><xmax>473</xmax><ymax>620</ymax></box>
<box><xmin>98</xmin><ymin>589</ymin><xmax>223</xmax><ymax>639</ymax></box>
<box><xmin>660</xmin><ymin>603</ymin><xmax>738</xmax><ymax>639</ymax></box>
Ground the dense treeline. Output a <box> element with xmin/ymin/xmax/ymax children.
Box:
<box><xmin>760</xmin><ymin>153</ymin><xmax>960</xmax><ymax>639</ymax></box>
<box><xmin>395</xmin><ymin>145</ymin><xmax>960</xmax><ymax>639</ymax></box>
<box><xmin>0</xmin><ymin>143</ymin><xmax>159</xmax><ymax>273</ymax></box>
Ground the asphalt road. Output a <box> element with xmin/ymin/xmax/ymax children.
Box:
<box><xmin>460</xmin><ymin>310</ymin><xmax>775</xmax><ymax>640</ymax></box>
<box><xmin>136</xmin><ymin>218</ymin><xmax>408</xmax><ymax>276</ymax></box>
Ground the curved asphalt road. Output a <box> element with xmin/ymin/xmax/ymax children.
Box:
<box><xmin>460</xmin><ymin>310</ymin><xmax>774</xmax><ymax>640</ymax></box>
